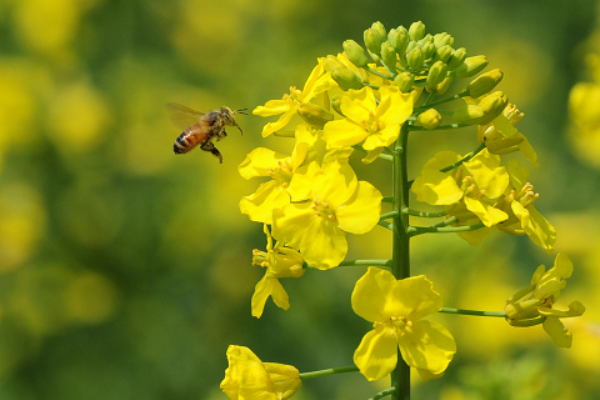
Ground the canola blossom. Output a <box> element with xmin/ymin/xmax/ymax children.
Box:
<box><xmin>221</xmin><ymin>345</ymin><xmax>301</xmax><ymax>400</ymax></box>
<box><xmin>504</xmin><ymin>253</ymin><xmax>585</xmax><ymax>347</ymax></box>
<box><xmin>352</xmin><ymin>268</ymin><xmax>456</xmax><ymax>381</ymax></box>
<box><xmin>228</xmin><ymin>19</ymin><xmax>583</xmax><ymax>400</ymax></box>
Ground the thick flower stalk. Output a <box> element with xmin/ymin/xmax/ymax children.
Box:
<box><xmin>352</xmin><ymin>268</ymin><xmax>456</xmax><ymax>382</ymax></box>
<box><xmin>221</xmin><ymin>345</ymin><xmax>302</xmax><ymax>400</ymax></box>
<box><xmin>504</xmin><ymin>253</ymin><xmax>585</xmax><ymax>348</ymax></box>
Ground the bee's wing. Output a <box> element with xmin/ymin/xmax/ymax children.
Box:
<box><xmin>166</xmin><ymin>103</ymin><xmax>206</xmax><ymax>130</ymax></box>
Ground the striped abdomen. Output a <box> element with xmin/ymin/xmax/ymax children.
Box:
<box><xmin>173</xmin><ymin>124</ymin><xmax>209</xmax><ymax>154</ymax></box>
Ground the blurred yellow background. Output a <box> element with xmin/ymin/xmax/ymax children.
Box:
<box><xmin>1</xmin><ymin>0</ymin><xmax>599</xmax><ymax>399</ymax></box>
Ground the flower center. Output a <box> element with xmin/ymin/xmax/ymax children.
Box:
<box><xmin>359</xmin><ymin>110</ymin><xmax>385</xmax><ymax>133</ymax></box>
<box><xmin>268</xmin><ymin>159</ymin><xmax>293</xmax><ymax>188</ymax></box>
<box><xmin>390</xmin><ymin>316</ymin><xmax>413</xmax><ymax>337</ymax></box>
<box><xmin>311</xmin><ymin>199</ymin><xmax>336</xmax><ymax>222</ymax></box>
<box><xmin>506</xmin><ymin>182</ymin><xmax>538</xmax><ymax>207</ymax></box>
<box><xmin>283</xmin><ymin>86</ymin><xmax>303</xmax><ymax>104</ymax></box>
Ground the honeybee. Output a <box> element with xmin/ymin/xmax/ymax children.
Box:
<box><xmin>167</xmin><ymin>103</ymin><xmax>247</xmax><ymax>163</ymax></box>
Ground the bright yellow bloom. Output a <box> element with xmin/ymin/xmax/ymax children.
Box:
<box><xmin>253</xmin><ymin>59</ymin><xmax>337</xmax><ymax>137</ymax></box>
<box><xmin>352</xmin><ymin>268</ymin><xmax>456</xmax><ymax>381</ymax></box>
<box><xmin>322</xmin><ymin>86</ymin><xmax>413</xmax><ymax>159</ymax></box>
<box><xmin>251</xmin><ymin>225</ymin><xmax>305</xmax><ymax>318</ymax></box>
<box><xmin>477</xmin><ymin>104</ymin><xmax>539</xmax><ymax>167</ymax></box>
<box><xmin>272</xmin><ymin>149</ymin><xmax>382</xmax><ymax>269</ymax></box>
<box><xmin>496</xmin><ymin>160</ymin><xmax>556</xmax><ymax>250</ymax></box>
<box><xmin>221</xmin><ymin>345</ymin><xmax>301</xmax><ymax>400</ymax></box>
<box><xmin>239</xmin><ymin>125</ymin><xmax>318</xmax><ymax>224</ymax></box>
<box><xmin>504</xmin><ymin>253</ymin><xmax>585</xmax><ymax>348</ymax></box>
<box><xmin>412</xmin><ymin>149</ymin><xmax>510</xmax><ymax>227</ymax></box>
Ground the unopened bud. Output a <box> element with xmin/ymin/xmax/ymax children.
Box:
<box><xmin>416</xmin><ymin>108</ymin><xmax>442</xmax><ymax>130</ymax></box>
<box><xmin>454</xmin><ymin>104</ymin><xmax>485</xmax><ymax>124</ymax></box>
<box><xmin>420</xmin><ymin>39</ymin><xmax>435</xmax><ymax>60</ymax></box>
<box><xmin>477</xmin><ymin>91</ymin><xmax>508</xmax><ymax>124</ymax></box>
<box><xmin>380</xmin><ymin>41</ymin><xmax>397</xmax><ymax>69</ymax></box>
<box><xmin>434</xmin><ymin>45</ymin><xmax>453</xmax><ymax>63</ymax></box>
<box><xmin>408</xmin><ymin>21</ymin><xmax>426</xmax><ymax>41</ymax></box>
<box><xmin>298</xmin><ymin>103</ymin><xmax>335</xmax><ymax>129</ymax></box>
<box><xmin>394</xmin><ymin>71</ymin><xmax>415</xmax><ymax>93</ymax></box>
<box><xmin>434</xmin><ymin>32</ymin><xmax>454</xmax><ymax>48</ymax></box>
<box><xmin>467</xmin><ymin>69</ymin><xmax>504</xmax><ymax>98</ymax></box>
<box><xmin>331</xmin><ymin>68</ymin><xmax>363</xmax><ymax>91</ymax></box>
<box><xmin>455</xmin><ymin>55</ymin><xmax>488</xmax><ymax>78</ymax></box>
<box><xmin>388</xmin><ymin>26</ymin><xmax>409</xmax><ymax>54</ymax></box>
<box><xmin>330</xmin><ymin>95</ymin><xmax>344</xmax><ymax>116</ymax></box>
<box><xmin>364</xmin><ymin>27</ymin><xmax>385</xmax><ymax>56</ymax></box>
<box><xmin>343</xmin><ymin>40</ymin><xmax>369</xmax><ymax>68</ymax></box>
<box><xmin>371</xmin><ymin>21</ymin><xmax>387</xmax><ymax>41</ymax></box>
<box><xmin>323</xmin><ymin>55</ymin><xmax>346</xmax><ymax>73</ymax></box>
<box><xmin>434</xmin><ymin>76</ymin><xmax>454</xmax><ymax>95</ymax></box>
<box><xmin>426</xmin><ymin>61</ymin><xmax>448</xmax><ymax>87</ymax></box>
<box><xmin>446</xmin><ymin>47</ymin><xmax>467</xmax><ymax>70</ymax></box>
<box><xmin>407</xmin><ymin>46</ymin><xmax>424</xmax><ymax>69</ymax></box>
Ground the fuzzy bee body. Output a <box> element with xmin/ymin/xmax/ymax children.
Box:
<box><xmin>167</xmin><ymin>104</ymin><xmax>247</xmax><ymax>163</ymax></box>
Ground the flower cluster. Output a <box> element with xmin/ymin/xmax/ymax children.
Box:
<box><xmin>222</xmin><ymin>20</ymin><xmax>585</xmax><ymax>400</ymax></box>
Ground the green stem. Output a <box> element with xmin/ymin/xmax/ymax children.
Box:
<box><xmin>407</xmin><ymin>221</ymin><xmax>485</xmax><ymax>237</ymax></box>
<box><xmin>299</xmin><ymin>366</ymin><xmax>359</xmax><ymax>380</ymax></box>
<box><xmin>414</xmin><ymin>91</ymin><xmax>468</xmax><ymax>110</ymax></box>
<box><xmin>380</xmin><ymin>210</ymin><xmax>399</xmax><ymax>220</ymax></box>
<box><xmin>392</xmin><ymin>123</ymin><xmax>411</xmax><ymax>400</ymax></box>
<box><xmin>378</xmin><ymin>220</ymin><xmax>394</xmax><ymax>231</ymax></box>
<box><xmin>338</xmin><ymin>259</ymin><xmax>394</xmax><ymax>268</ymax></box>
<box><xmin>439</xmin><ymin>307</ymin><xmax>507</xmax><ymax>318</ymax></box>
<box><xmin>409</xmin><ymin>123</ymin><xmax>471</xmax><ymax>131</ymax></box>
<box><xmin>440</xmin><ymin>143</ymin><xmax>486</xmax><ymax>172</ymax></box>
<box><xmin>382</xmin><ymin>196</ymin><xmax>395</xmax><ymax>204</ymax></box>
<box><xmin>369</xmin><ymin>387</ymin><xmax>398</xmax><ymax>400</ymax></box>
<box><xmin>365</xmin><ymin>66</ymin><xmax>394</xmax><ymax>80</ymax></box>
<box><xmin>402</xmin><ymin>208</ymin><xmax>447</xmax><ymax>218</ymax></box>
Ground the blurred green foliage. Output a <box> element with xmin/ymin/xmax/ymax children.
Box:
<box><xmin>1</xmin><ymin>0</ymin><xmax>600</xmax><ymax>399</ymax></box>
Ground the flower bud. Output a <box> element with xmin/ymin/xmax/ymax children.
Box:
<box><xmin>406</xmin><ymin>46</ymin><xmax>424</xmax><ymax>69</ymax></box>
<box><xmin>453</xmin><ymin>104</ymin><xmax>485</xmax><ymax>124</ymax></box>
<box><xmin>467</xmin><ymin>68</ymin><xmax>504</xmax><ymax>98</ymax></box>
<box><xmin>388</xmin><ymin>26</ymin><xmax>409</xmax><ymax>54</ymax></box>
<box><xmin>394</xmin><ymin>71</ymin><xmax>415</xmax><ymax>93</ymax></box>
<box><xmin>446</xmin><ymin>47</ymin><xmax>467</xmax><ymax>70</ymax></box>
<box><xmin>426</xmin><ymin>61</ymin><xmax>448</xmax><ymax>87</ymax></box>
<box><xmin>477</xmin><ymin>91</ymin><xmax>508</xmax><ymax>124</ymax></box>
<box><xmin>380</xmin><ymin>41</ymin><xmax>397</xmax><ymax>69</ymax></box>
<box><xmin>298</xmin><ymin>103</ymin><xmax>334</xmax><ymax>129</ymax></box>
<box><xmin>323</xmin><ymin>55</ymin><xmax>346</xmax><ymax>73</ymax></box>
<box><xmin>371</xmin><ymin>21</ymin><xmax>387</xmax><ymax>41</ymax></box>
<box><xmin>455</xmin><ymin>55</ymin><xmax>488</xmax><ymax>78</ymax></box>
<box><xmin>433</xmin><ymin>32</ymin><xmax>454</xmax><ymax>48</ymax></box>
<box><xmin>420</xmin><ymin>39</ymin><xmax>436</xmax><ymax>60</ymax></box>
<box><xmin>343</xmin><ymin>40</ymin><xmax>369</xmax><ymax>68</ymax></box>
<box><xmin>364</xmin><ymin>27</ymin><xmax>385</xmax><ymax>56</ymax></box>
<box><xmin>408</xmin><ymin>21</ymin><xmax>426</xmax><ymax>41</ymax></box>
<box><xmin>416</xmin><ymin>108</ymin><xmax>442</xmax><ymax>129</ymax></box>
<box><xmin>330</xmin><ymin>95</ymin><xmax>344</xmax><ymax>116</ymax></box>
<box><xmin>434</xmin><ymin>45</ymin><xmax>453</xmax><ymax>63</ymax></box>
<box><xmin>434</xmin><ymin>76</ymin><xmax>454</xmax><ymax>95</ymax></box>
<box><xmin>330</xmin><ymin>68</ymin><xmax>363</xmax><ymax>90</ymax></box>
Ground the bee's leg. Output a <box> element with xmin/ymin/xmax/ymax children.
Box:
<box><xmin>201</xmin><ymin>140</ymin><xmax>223</xmax><ymax>163</ymax></box>
<box><xmin>235</xmin><ymin>124</ymin><xmax>243</xmax><ymax>135</ymax></box>
<box><xmin>216</xmin><ymin>128</ymin><xmax>227</xmax><ymax>141</ymax></box>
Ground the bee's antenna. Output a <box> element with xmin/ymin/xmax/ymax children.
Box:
<box><xmin>235</xmin><ymin>108</ymin><xmax>249</xmax><ymax>115</ymax></box>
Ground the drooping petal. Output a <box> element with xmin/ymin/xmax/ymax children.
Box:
<box><xmin>253</xmin><ymin>100</ymin><xmax>291</xmax><ymax>117</ymax></box>
<box><xmin>260</xmin><ymin>110</ymin><xmax>296</xmax><ymax>137</ymax></box>
<box><xmin>353</xmin><ymin>326</ymin><xmax>399</xmax><ymax>381</ymax></box>
<box><xmin>463</xmin><ymin>196</ymin><xmax>508</xmax><ymax>227</ymax></box>
<box><xmin>542</xmin><ymin>317</ymin><xmax>573</xmax><ymax>348</ymax></box>
<box><xmin>352</xmin><ymin>267</ymin><xmax>396</xmax><ymax>322</ymax></box>
<box><xmin>398</xmin><ymin>320</ymin><xmax>456</xmax><ymax>375</ymax></box>
<box><xmin>336</xmin><ymin>181</ymin><xmax>382</xmax><ymax>234</ymax></box>
<box><xmin>251</xmin><ymin>276</ymin><xmax>290</xmax><ymax>318</ymax></box>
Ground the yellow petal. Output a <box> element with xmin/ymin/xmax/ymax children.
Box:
<box><xmin>336</xmin><ymin>181</ymin><xmax>382</xmax><ymax>234</ymax></box>
<box><xmin>354</xmin><ymin>326</ymin><xmax>399</xmax><ymax>381</ymax></box>
<box><xmin>238</xmin><ymin>147</ymin><xmax>288</xmax><ymax>180</ymax></box>
<box><xmin>412</xmin><ymin>170</ymin><xmax>463</xmax><ymax>205</ymax></box>
<box><xmin>464</xmin><ymin>196</ymin><xmax>508</xmax><ymax>227</ymax></box>
<box><xmin>251</xmin><ymin>276</ymin><xmax>290</xmax><ymax>318</ymax></box>
<box><xmin>261</xmin><ymin>110</ymin><xmax>296</xmax><ymax>138</ymax></box>
<box><xmin>542</xmin><ymin>317</ymin><xmax>573</xmax><ymax>348</ymax></box>
<box><xmin>398</xmin><ymin>320</ymin><xmax>456</xmax><ymax>374</ymax></box>
<box><xmin>387</xmin><ymin>275</ymin><xmax>443</xmax><ymax>321</ymax></box>
<box><xmin>240</xmin><ymin>181</ymin><xmax>290</xmax><ymax>224</ymax></box>
<box><xmin>322</xmin><ymin>119</ymin><xmax>368</xmax><ymax>149</ymax></box>
<box><xmin>254</xmin><ymin>100</ymin><xmax>290</xmax><ymax>116</ymax></box>
<box><xmin>299</xmin><ymin>217</ymin><xmax>347</xmax><ymax>269</ymax></box>
<box><xmin>352</xmin><ymin>267</ymin><xmax>397</xmax><ymax>322</ymax></box>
